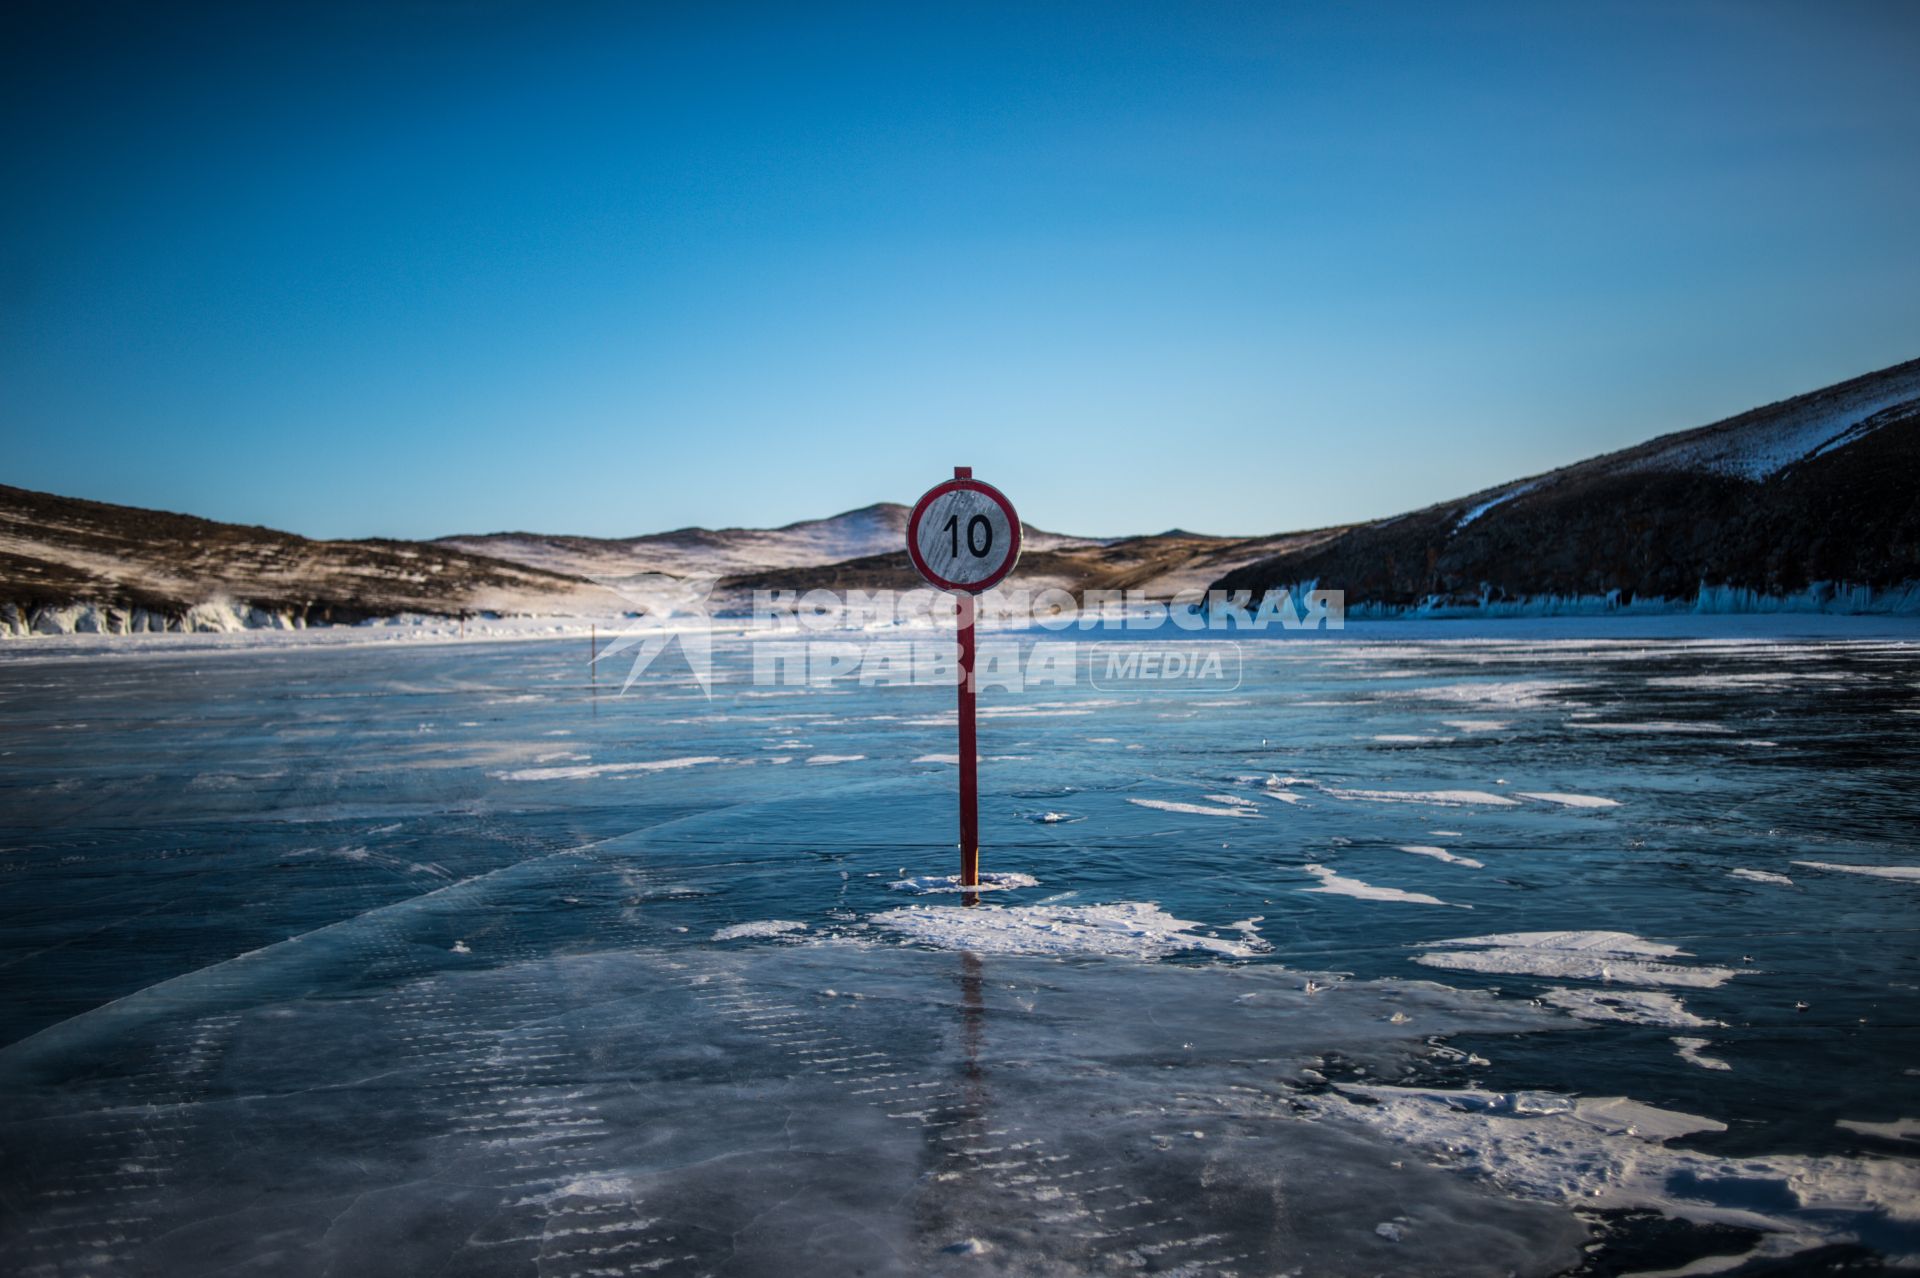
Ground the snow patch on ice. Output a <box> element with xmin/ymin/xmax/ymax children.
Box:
<box><xmin>1414</xmin><ymin>932</ymin><xmax>1745</xmax><ymax>989</ymax></box>
<box><xmin>872</xmin><ymin>901</ymin><xmax>1267</xmax><ymax>959</ymax></box>
<box><xmin>713</xmin><ymin>920</ymin><xmax>809</xmax><ymax>941</ymax></box>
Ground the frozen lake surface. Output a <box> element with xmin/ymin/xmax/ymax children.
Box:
<box><xmin>3</xmin><ymin>621</ymin><xmax>1919</xmax><ymax>1275</ymax></box>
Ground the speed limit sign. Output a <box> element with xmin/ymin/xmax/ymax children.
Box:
<box><xmin>906</xmin><ymin>469</ymin><xmax>1021</xmax><ymax>593</ymax></box>
<box><xmin>906</xmin><ymin>466</ymin><xmax>1021</xmax><ymax>895</ymax></box>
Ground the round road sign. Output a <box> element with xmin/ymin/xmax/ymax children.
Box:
<box><xmin>906</xmin><ymin>474</ymin><xmax>1021</xmax><ymax>593</ymax></box>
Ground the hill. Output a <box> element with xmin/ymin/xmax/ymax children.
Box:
<box><xmin>1211</xmin><ymin>358</ymin><xmax>1920</xmax><ymax>614</ymax></box>
<box><xmin>0</xmin><ymin>485</ymin><xmax>622</xmax><ymax>634</ymax></box>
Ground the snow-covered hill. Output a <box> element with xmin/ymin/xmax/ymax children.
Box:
<box><xmin>0</xmin><ymin>486</ymin><xmax>625</xmax><ymax>636</ymax></box>
<box><xmin>436</xmin><ymin>503</ymin><xmax>1100</xmax><ymax>579</ymax></box>
<box><xmin>1608</xmin><ymin>359</ymin><xmax>1920</xmax><ymax>481</ymax></box>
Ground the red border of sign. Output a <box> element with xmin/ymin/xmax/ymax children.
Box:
<box><xmin>906</xmin><ymin>477</ymin><xmax>1022</xmax><ymax>594</ymax></box>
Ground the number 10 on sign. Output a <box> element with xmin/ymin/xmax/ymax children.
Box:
<box><xmin>905</xmin><ymin>468</ymin><xmax>1022</xmax><ymax>890</ymax></box>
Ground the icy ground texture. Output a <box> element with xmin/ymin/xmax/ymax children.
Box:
<box><xmin>0</xmin><ymin>889</ymin><xmax>1577</xmax><ymax>1277</ymax></box>
<box><xmin>2</xmin><ymin>623</ymin><xmax>1919</xmax><ymax>1274</ymax></box>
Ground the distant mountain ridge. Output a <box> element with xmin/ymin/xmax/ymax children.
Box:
<box><xmin>5</xmin><ymin>357</ymin><xmax>1917</xmax><ymax>636</ymax></box>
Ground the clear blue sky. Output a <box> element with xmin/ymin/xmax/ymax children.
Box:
<box><xmin>4</xmin><ymin>1</ymin><xmax>1917</xmax><ymax>540</ymax></box>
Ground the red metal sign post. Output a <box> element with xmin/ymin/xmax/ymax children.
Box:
<box><xmin>956</xmin><ymin>588</ymin><xmax>978</xmax><ymax>885</ymax></box>
<box><xmin>906</xmin><ymin>466</ymin><xmax>1021</xmax><ymax>890</ymax></box>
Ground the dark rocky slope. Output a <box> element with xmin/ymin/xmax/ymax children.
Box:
<box><xmin>1211</xmin><ymin>359</ymin><xmax>1920</xmax><ymax>612</ymax></box>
